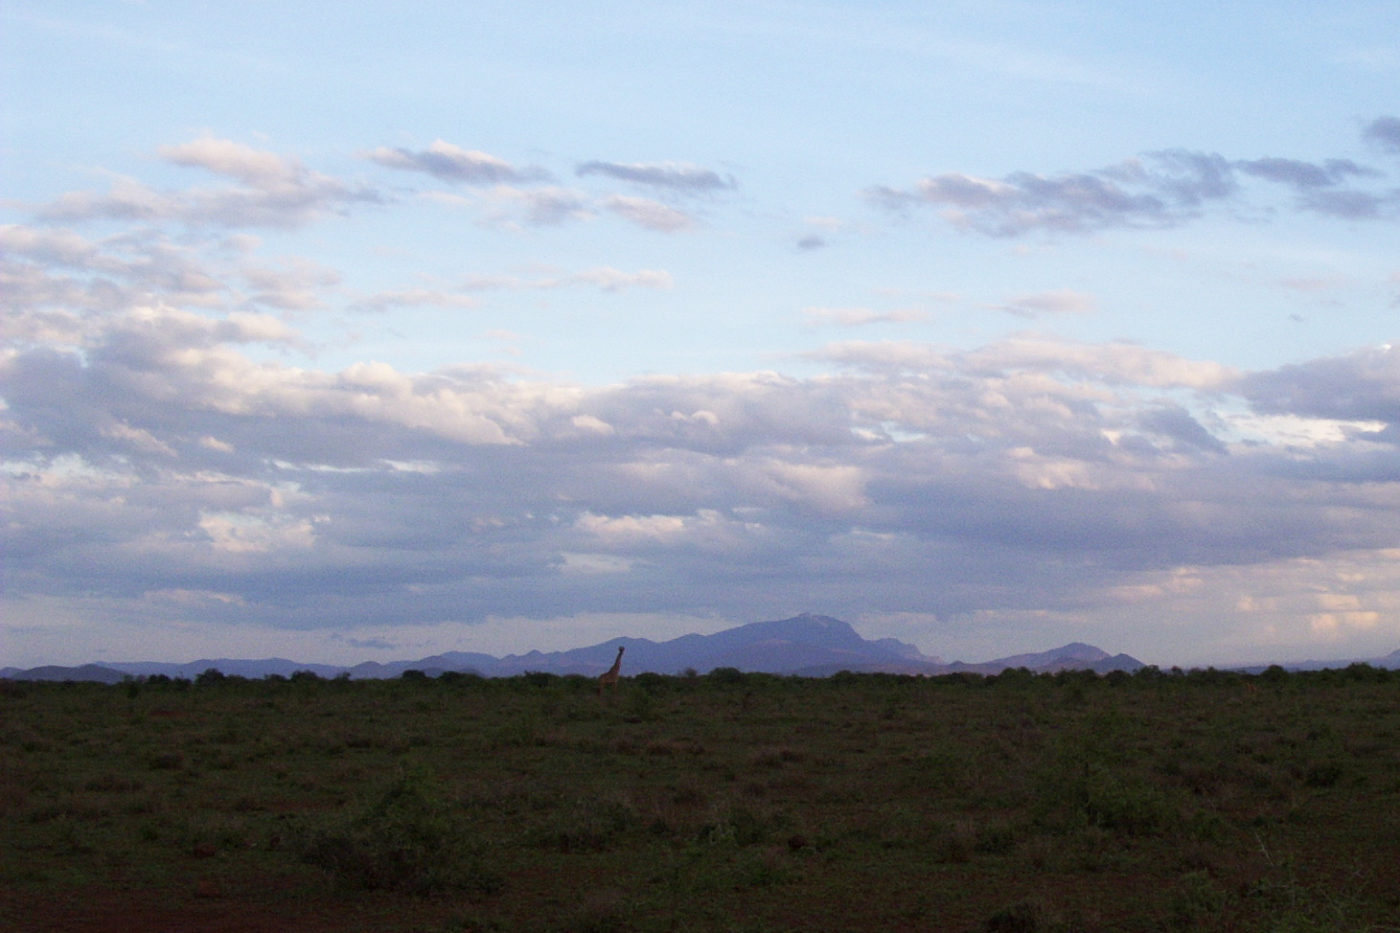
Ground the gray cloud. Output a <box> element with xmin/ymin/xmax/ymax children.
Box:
<box><xmin>870</xmin><ymin>124</ymin><xmax>1400</xmax><ymax>235</ymax></box>
<box><xmin>1239</xmin><ymin>343</ymin><xmax>1400</xmax><ymax>428</ymax></box>
<box><xmin>576</xmin><ymin>160</ymin><xmax>735</xmax><ymax>193</ymax></box>
<box><xmin>1109</xmin><ymin>149</ymin><xmax>1238</xmax><ymax>206</ymax></box>
<box><xmin>501</xmin><ymin>186</ymin><xmax>594</xmax><ymax>226</ymax></box>
<box><xmin>463</xmin><ymin>186</ymin><xmax>697</xmax><ymax>232</ymax></box>
<box><xmin>364</xmin><ymin>148</ymin><xmax>728</xmax><ymax>232</ymax></box>
<box><xmin>1234</xmin><ymin>155</ymin><xmax>1396</xmax><ymax>219</ymax></box>
<box><xmin>1364</xmin><ymin>115</ymin><xmax>1400</xmax><ymax>155</ymax></box>
<box><xmin>866</xmin><ymin>150</ymin><xmax>1235</xmax><ymax>235</ymax></box>
<box><xmin>1298</xmin><ymin>189</ymin><xmax>1394</xmax><ymax>220</ymax></box>
<box><xmin>1137</xmin><ymin>405</ymin><xmax>1228</xmax><ymax>455</ymax></box>
<box><xmin>366</xmin><ymin>140</ymin><xmax>550</xmax><ymax>184</ymax></box>
<box><xmin>1234</xmin><ymin>157</ymin><xmax>1376</xmax><ymax>188</ymax></box>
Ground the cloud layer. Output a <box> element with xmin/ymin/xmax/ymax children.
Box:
<box><xmin>4</xmin><ymin>129</ymin><xmax>1400</xmax><ymax>667</ymax></box>
<box><xmin>5</xmin><ymin>290</ymin><xmax>1397</xmax><ymax>659</ymax></box>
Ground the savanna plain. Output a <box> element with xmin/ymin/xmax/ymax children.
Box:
<box><xmin>3</xmin><ymin>665</ymin><xmax>1399</xmax><ymax>932</ymax></box>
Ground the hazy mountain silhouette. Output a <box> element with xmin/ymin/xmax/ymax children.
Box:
<box><xmin>7</xmin><ymin>612</ymin><xmax>1395</xmax><ymax>683</ymax></box>
<box><xmin>7</xmin><ymin>664</ymin><xmax>131</xmax><ymax>684</ymax></box>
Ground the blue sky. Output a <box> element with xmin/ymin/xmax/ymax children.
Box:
<box><xmin>3</xmin><ymin>1</ymin><xmax>1399</xmax><ymax>669</ymax></box>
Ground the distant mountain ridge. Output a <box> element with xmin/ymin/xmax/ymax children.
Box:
<box><xmin>6</xmin><ymin>612</ymin><xmax>1394</xmax><ymax>684</ymax></box>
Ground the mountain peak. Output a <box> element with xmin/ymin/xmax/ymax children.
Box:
<box><xmin>1050</xmin><ymin>643</ymin><xmax>1111</xmax><ymax>661</ymax></box>
<box><xmin>730</xmin><ymin>614</ymin><xmax>865</xmax><ymax>645</ymax></box>
<box><xmin>792</xmin><ymin>612</ymin><xmax>841</xmax><ymax>624</ymax></box>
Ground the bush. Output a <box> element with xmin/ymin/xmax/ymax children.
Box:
<box><xmin>195</xmin><ymin>668</ymin><xmax>227</xmax><ymax>687</ymax></box>
<box><xmin>632</xmin><ymin>672</ymin><xmax>670</xmax><ymax>693</ymax></box>
<box><xmin>706</xmin><ymin>667</ymin><xmax>747</xmax><ymax>686</ymax></box>
<box><xmin>992</xmin><ymin>666</ymin><xmax>1037</xmax><ymax>687</ymax></box>
<box><xmin>1342</xmin><ymin>663</ymin><xmax>1389</xmax><ymax>683</ymax></box>
<box><xmin>528</xmin><ymin>795</ymin><xmax>641</xmax><ymax>853</ymax></box>
<box><xmin>1036</xmin><ymin>737</ymin><xmax>1183</xmax><ymax>837</ymax></box>
<box><xmin>300</xmin><ymin>764</ymin><xmax>499</xmax><ymax>896</ymax></box>
<box><xmin>437</xmin><ymin>670</ymin><xmax>483</xmax><ymax>685</ymax></box>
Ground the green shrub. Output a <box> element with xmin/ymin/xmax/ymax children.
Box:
<box><xmin>696</xmin><ymin>801</ymin><xmax>778</xmax><ymax>848</ymax></box>
<box><xmin>194</xmin><ymin>668</ymin><xmax>227</xmax><ymax>687</ymax></box>
<box><xmin>1037</xmin><ymin>754</ymin><xmax>1181</xmax><ymax>837</ymax></box>
<box><xmin>983</xmin><ymin>899</ymin><xmax>1049</xmax><ymax>932</ymax></box>
<box><xmin>624</xmin><ymin>684</ymin><xmax>658</xmax><ymax>721</ymax></box>
<box><xmin>1167</xmin><ymin>870</ymin><xmax>1228</xmax><ymax>929</ymax></box>
<box><xmin>528</xmin><ymin>795</ymin><xmax>640</xmax><ymax>852</ymax></box>
<box><xmin>706</xmin><ymin>667</ymin><xmax>746</xmax><ymax>686</ymax></box>
<box><xmin>300</xmin><ymin>764</ymin><xmax>499</xmax><ymax>896</ymax></box>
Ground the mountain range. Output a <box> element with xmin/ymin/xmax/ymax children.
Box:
<box><xmin>4</xmin><ymin>613</ymin><xmax>1397</xmax><ymax>684</ymax></box>
<box><xmin>4</xmin><ymin>613</ymin><xmax>1138</xmax><ymax>683</ymax></box>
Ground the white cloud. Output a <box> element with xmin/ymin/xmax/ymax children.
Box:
<box><xmin>351</xmin><ymin>267</ymin><xmax>669</xmax><ymax>312</ymax></box>
<box><xmin>601</xmin><ymin>195</ymin><xmax>694</xmax><ymax>232</ymax></box>
<box><xmin>993</xmin><ymin>289</ymin><xmax>1097</xmax><ymax>318</ymax></box>
<box><xmin>1221</xmin><ymin>412</ymin><xmax>1387</xmax><ymax>447</ymax></box>
<box><xmin>576</xmin><ymin>511</ymin><xmax>690</xmax><ymax>544</ymax></box>
<box><xmin>160</xmin><ymin>137</ymin><xmax>307</xmax><ymax>187</ymax></box>
<box><xmin>0</xmin><ymin>223</ymin><xmax>100</xmax><ymax>265</ymax></box>
<box><xmin>802</xmin><ymin>306</ymin><xmax>928</xmax><ymax>327</ymax></box>
<box><xmin>566</xmin><ymin>267</ymin><xmax>674</xmax><ymax>291</ymax></box>
<box><xmin>198</xmin><ymin>510</ymin><xmax>319</xmax><ymax>554</ymax></box>
<box><xmin>811</xmin><ymin>335</ymin><xmax>1235</xmax><ymax>390</ymax></box>
<box><xmin>749</xmin><ymin>459</ymin><xmax>868</xmax><ymax>512</ymax></box>
<box><xmin>38</xmin><ymin>137</ymin><xmax>380</xmax><ymax>229</ymax></box>
<box><xmin>352</xmin><ymin>288</ymin><xmax>482</xmax><ymax>313</ymax></box>
<box><xmin>238</xmin><ymin>257</ymin><xmax>340</xmax><ymax>310</ymax></box>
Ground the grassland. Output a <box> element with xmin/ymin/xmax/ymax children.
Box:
<box><xmin>2</xmin><ymin>665</ymin><xmax>1399</xmax><ymax>931</ymax></box>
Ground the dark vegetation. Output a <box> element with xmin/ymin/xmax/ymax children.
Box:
<box><xmin>2</xmin><ymin>664</ymin><xmax>1399</xmax><ymax>931</ymax></box>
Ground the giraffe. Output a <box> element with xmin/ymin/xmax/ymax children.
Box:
<box><xmin>598</xmin><ymin>646</ymin><xmax>625</xmax><ymax>696</ymax></box>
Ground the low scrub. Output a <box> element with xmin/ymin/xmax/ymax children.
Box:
<box><xmin>299</xmin><ymin>764</ymin><xmax>499</xmax><ymax>897</ymax></box>
<box><xmin>3</xmin><ymin>666</ymin><xmax>1398</xmax><ymax>930</ymax></box>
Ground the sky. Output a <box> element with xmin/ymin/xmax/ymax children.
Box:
<box><xmin>3</xmin><ymin>1</ymin><xmax>1399</xmax><ymax>670</ymax></box>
